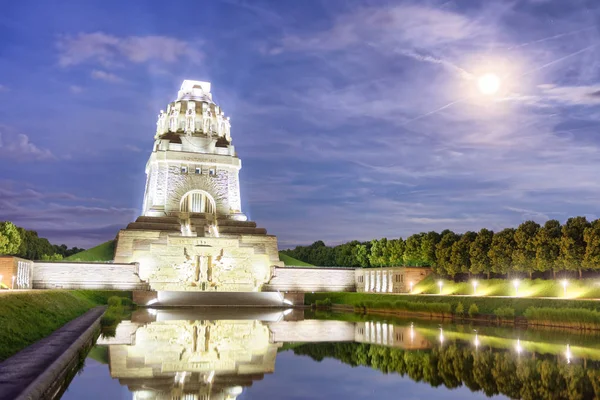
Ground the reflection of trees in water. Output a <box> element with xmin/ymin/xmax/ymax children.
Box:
<box><xmin>293</xmin><ymin>343</ymin><xmax>600</xmax><ymax>400</ymax></box>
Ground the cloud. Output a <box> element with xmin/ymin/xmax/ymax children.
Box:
<box><xmin>538</xmin><ymin>83</ymin><xmax>600</xmax><ymax>105</ymax></box>
<box><xmin>56</xmin><ymin>32</ymin><xmax>202</xmax><ymax>67</ymax></box>
<box><xmin>0</xmin><ymin>84</ymin><xmax>7</xmax><ymax>92</ymax></box>
<box><xmin>69</xmin><ymin>85</ymin><xmax>83</xmax><ymax>94</ymax></box>
<box><xmin>124</xmin><ymin>144</ymin><xmax>142</xmax><ymax>152</ymax></box>
<box><xmin>0</xmin><ymin>126</ymin><xmax>56</xmax><ymax>161</ymax></box>
<box><xmin>91</xmin><ymin>69</ymin><xmax>123</xmax><ymax>83</ymax></box>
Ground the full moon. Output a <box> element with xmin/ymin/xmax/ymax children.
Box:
<box><xmin>477</xmin><ymin>73</ymin><xmax>501</xmax><ymax>95</ymax></box>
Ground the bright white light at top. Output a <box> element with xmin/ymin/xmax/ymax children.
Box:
<box><xmin>478</xmin><ymin>73</ymin><xmax>501</xmax><ymax>95</ymax></box>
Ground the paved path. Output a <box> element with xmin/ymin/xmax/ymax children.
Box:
<box><xmin>0</xmin><ymin>306</ymin><xmax>106</xmax><ymax>400</ymax></box>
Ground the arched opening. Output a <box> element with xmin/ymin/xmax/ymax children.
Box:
<box><xmin>180</xmin><ymin>190</ymin><xmax>216</xmax><ymax>214</ymax></box>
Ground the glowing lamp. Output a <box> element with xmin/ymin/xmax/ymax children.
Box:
<box><xmin>561</xmin><ymin>279</ymin><xmax>568</xmax><ymax>297</ymax></box>
<box><xmin>409</xmin><ymin>281</ymin><xmax>414</xmax><ymax>293</ymax></box>
<box><xmin>472</xmin><ymin>280</ymin><xmax>478</xmax><ymax>296</ymax></box>
<box><xmin>513</xmin><ymin>279</ymin><xmax>520</xmax><ymax>297</ymax></box>
<box><xmin>11</xmin><ymin>275</ymin><xmax>15</xmax><ymax>290</ymax></box>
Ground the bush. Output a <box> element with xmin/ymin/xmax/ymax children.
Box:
<box><xmin>454</xmin><ymin>302</ymin><xmax>465</xmax><ymax>316</ymax></box>
<box><xmin>524</xmin><ymin>306</ymin><xmax>600</xmax><ymax>329</ymax></box>
<box><xmin>494</xmin><ymin>307</ymin><xmax>515</xmax><ymax>319</ymax></box>
<box><xmin>315</xmin><ymin>298</ymin><xmax>332</xmax><ymax>308</ymax></box>
<box><xmin>107</xmin><ymin>296</ymin><xmax>123</xmax><ymax>307</ymax></box>
<box><xmin>468</xmin><ymin>303</ymin><xmax>479</xmax><ymax>317</ymax></box>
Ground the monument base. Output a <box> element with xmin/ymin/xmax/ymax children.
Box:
<box><xmin>114</xmin><ymin>215</ymin><xmax>284</xmax><ymax>294</ymax></box>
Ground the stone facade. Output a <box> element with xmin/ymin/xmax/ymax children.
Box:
<box><xmin>114</xmin><ymin>81</ymin><xmax>283</xmax><ymax>294</ymax></box>
<box><xmin>264</xmin><ymin>267</ymin><xmax>357</xmax><ymax>293</ymax></box>
<box><xmin>0</xmin><ymin>256</ymin><xmax>33</xmax><ymax>289</ymax></box>
<box><xmin>355</xmin><ymin>267</ymin><xmax>433</xmax><ymax>293</ymax></box>
<box><xmin>32</xmin><ymin>262</ymin><xmax>148</xmax><ymax>290</ymax></box>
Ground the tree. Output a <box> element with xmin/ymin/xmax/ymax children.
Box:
<box><xmin>353</xmin><ymin>243</ymin><xmax>371</xmax><ymax>268</ymax></box>
<box><xmin>403</xmin><ymin>233</ymin><xmax>425</xmax><ymax>266</ymax></box>
<box><xmin>512</xmin><ymin>221</ymin><xmax>540</xmax><ymax>279</ymax></box>
<box><xmin>488</xmin><ymin>228</ymin><xmax>516</xmax><ymax>277</ymax></box>
<box><xmin>0</xmin><ymin>221</ymin><xmax>22</xmax><ymax>255</ymax></box>
<box><xmin>386</xmin><ymin>239</ymin><xmax>405</xmax><ymax>266</ymax></box>
<box><xmin>369</xmin><ymin>238</ymin><xmax>388</xmax><ymax>267</ymax></box>
<box><xmin>583</xmin><ymin>219</ymin><xmax>600</xmax><ymax>273</ymax></box>
<box><xmin>435</xmin><ymin>230</ymin><xmax>459</xmax><ymax>276</ymax></box>
<box><xmin>534</xmin><ymin>220</ymin><xmax>562</xmax><ymax>278</ymax></box>
<box><xmin>449</xmin><ymin>231</ymin><xmax>477</xmax><ymax>278</ymax></box>
<box><xmin>420</xmin><ymin>231</ymin><xmax>441</xmax><ymax>267</ymax></box>
<box><xmin>559</xmin><ymin>217</ymin><xmax>590</xmax><ymax>279</ymax></box>
<box><xmin>470</xmin><ymin>228</ymin><xmax>494</xmax><ymax>278</ymax></box>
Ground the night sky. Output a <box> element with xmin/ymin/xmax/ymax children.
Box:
<box><xmin>1</xmin><ymin>0</ymin><xmax>600</xmax><ymax>248</ymax></box>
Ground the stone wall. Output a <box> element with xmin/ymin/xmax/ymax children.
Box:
<box><xmin>0</xmin><ymin>256</ymin><xmax>33</xmax><ymax>289</ymax></box>
<box><xmin>32</xmin><ymin>262</ymin><xmax>148</xmax><ymax>290</ymax></box>
<box><xmin>264</xmin><ymin>267</ymin><xmax>357</xmax><ymax>293</ymax></box>
<box><xmin>355</xmin><ymin>267</ymin><xmax>432</xmax><ymax>293</ymax></box>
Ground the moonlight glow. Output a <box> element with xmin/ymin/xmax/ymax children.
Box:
<box><xmin>477</xmin><ymin>73</ymin><xmax>501</xmax><ymax>95</ymax></box>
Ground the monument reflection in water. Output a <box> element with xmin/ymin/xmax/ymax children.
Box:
<box><xmin>95</xmin><ymin>310</ymin><xmax>600</xmax><ymax>400</ymax></box>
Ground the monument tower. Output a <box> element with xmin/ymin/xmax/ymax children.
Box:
<box><xmin>114</xmin><ymin>80</ymin><xmax>283</xmax><ymax>294</ymax></box>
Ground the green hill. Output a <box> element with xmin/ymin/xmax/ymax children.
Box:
<box><xmin>278</xmin><ymin>252</ymin><xmax>313</xmax><ymax>266</ymax></box>
<box><xmin>65</xmin><ymin>240</ymin><xmax>115</xmax><ymax>262</ymax></box>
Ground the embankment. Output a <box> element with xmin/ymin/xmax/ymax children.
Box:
<box><xmin>0</xmin><ymin>290</ymin><xmax>131</xmax><ymax>360</ymax></box>
<box><xmin>306</xmin><ymin>292</ymin><xmax>600</xmax><ymax>330</ymax></box>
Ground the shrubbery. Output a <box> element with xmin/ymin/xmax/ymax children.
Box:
<box><xmin>524</xmin><ymin>307</ymin><xmax>600</xmax><ymax>329</ymax></box>
<box><xmin>468</xmin><ymin>303</ymin><xmax>479</xmax><ymax>317</ymax></box>
<box><xmin>314</xmin><ymin>298</ymin><xmax>332</xmax><ymax>308</ymax></box>
<box><xmin>454</xmin><ymin>302</ymin><xmax>464</xmax><ymax>316</ymax></box>
<box><xmin>494</xmin><ymin>306</ymin><xmax>515</xmax><ymax>319</ymax></box>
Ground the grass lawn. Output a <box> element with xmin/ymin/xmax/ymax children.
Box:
<box><xmin>305</xmin><ymin>291</ymin><xmax>600</xmax><ymax>316</ymax></box>
<box><xmin>278</xmin><ymin>252</ymin><xmax>314</xmax><ymax>266</ymax></box>
<box><xmin>413</xmin><ymin>274</ymin><xmax>600</xmax><ymax>299</ymax></box>
<box><xmin>0</xmin><ymin>290</ymin><xmax>131</xmax><ymax>360</ymax></box>
<box><xmin>65</xmin><ymin>240</ymin><xmax>115</xmax><ymax>262</ymax></box>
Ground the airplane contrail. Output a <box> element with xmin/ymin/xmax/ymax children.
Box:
<box><xmin>520</xmin><ymin>42</ymin><xmax>599</xmax><ymax>77</ymax></box>
<box><xmin>508</xmin><ymin>26</ymin><xmax>595</xmax><ymax>50</ymax></box>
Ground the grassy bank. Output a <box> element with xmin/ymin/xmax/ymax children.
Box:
<box><xmin>0</xmin><ymin>290</ymin><xmax>131</xmax><ymax>360</ymax></box>
<box><xmin>413</xmin><ymin>275</ymin><xmax>600</xmax><ymax>298</ymax></box>
<box><xmin>306</xmin><ymin>292</ymin><xmax>599</xmax><ymax>316</ymax></box>
<box><xmin>278</xmin><ymin>253</ymin><xmax>313</xmax><ymax>266</ymax></box>
<box><xmin>306</xmin><ymin>292</ymin><xmax>600</xmax><ymax>329</ymax></box>
<box><xmin>65</xmin><ymin>240</ymin><xmax>115</xmax><ymax>261</ymax></box>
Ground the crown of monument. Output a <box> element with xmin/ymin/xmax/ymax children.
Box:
<box><xmin>177</xmin><ymin>80</ymin><xmax>213</xmax><ymax>102</ymax></box>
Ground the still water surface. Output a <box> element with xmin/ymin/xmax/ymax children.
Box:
<box><xmin>60</xmin><ymin>309</ymin><xmax>600</xmax><ymax>400</ymax></box>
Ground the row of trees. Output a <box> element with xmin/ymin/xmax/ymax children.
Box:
<box><xmin>0</xmin><ymin>221</ymin><xmax>85</xmax><ymax>260</ymax></box>
<box><xmin>294</xmin><ymin>342</ymin><xmax>600</xmax><ymax>400</ymax></box>
<box><xmin>282</xmin><ymin>217</ymin><xmax>600</xmax><ymax>278</ymax></box>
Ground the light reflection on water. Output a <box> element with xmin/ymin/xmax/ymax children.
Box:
<box><xmin>61</xmin><ymin>309</ymin><xmax>600</xmax><ymax>400</ymax></box>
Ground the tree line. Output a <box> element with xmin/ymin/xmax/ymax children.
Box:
<box><xmin>282</xmin><ymin>217</ymin><xmax>600</xmax><ymax>279</ymax></box>
<box><xmin>294</xmin><ymin>342</ymin><xmax>600</xmax><ymax>400</ymax></box>
<box><xmin>0</xmin><ymin>221</ymin><xmax>85</xmax><ymax>260</ymax></box>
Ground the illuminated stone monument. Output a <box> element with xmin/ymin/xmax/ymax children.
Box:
<box><xmin>114</xmin><ymin>80</ymin><xmax>283</xmax><ymax>293</ymax></box>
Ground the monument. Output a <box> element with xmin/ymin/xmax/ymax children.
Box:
<box><xmin>114</xmin><ymin>80</ymin><xmax>283</xmax><ymax>295</ymax></box>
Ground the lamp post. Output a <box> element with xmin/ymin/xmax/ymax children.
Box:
<box><xmin>513</xmin><ymin>279</ymin><xmax>520</xmax><ymax>297</ymax></box>
<box><xmin>561</xmin><ymin>279</ymin><xmax>568</xmax><ymax>297</ymax></box>
<box><xmin>11</xmin><ymin>275</ymin><xmax>15</xmax><ymax>290</ymax></box>
<box><xmin>438</xmin><ymin>280</ymin><xmax>443</xmax><ymax>295</ymax></box>
<box><xmin>409</xmin><ymin>281</ymin><xmax>414</xmax><ymax>293</ymax></box>
<box><xmin>472</xmin><ymin>280</ymin><xmax>478</xmax><ymax>296</ymax></box>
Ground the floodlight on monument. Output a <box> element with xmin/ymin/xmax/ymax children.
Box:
<box><xmin>472</xmin><ymin>280</ymin><xmax>478</xmax><ymax>296</ymax></box>
<box><xmin>409</xmin><ymin>281</ymin><xmax>414</xmax><ymax>293</ymax></box>
<box><xmin>562</xmin><ymin>279</ymin><xmax>568</xmax><ymax>297</ymax></box>
<box><xmin>513</xmin><ymin>279</ymin><xmax>520</xmax><ymax>297</ymax></box>
<box><xmin>438</xmin><ymin>280</ymin><xmax>443</xmax><ymax>295</ymax></box>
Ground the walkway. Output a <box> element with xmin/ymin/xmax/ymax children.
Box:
<box><xmin>0</xmin><ymin>306</ymin><xmax>105</xmax><ymax>400</ymax></box>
